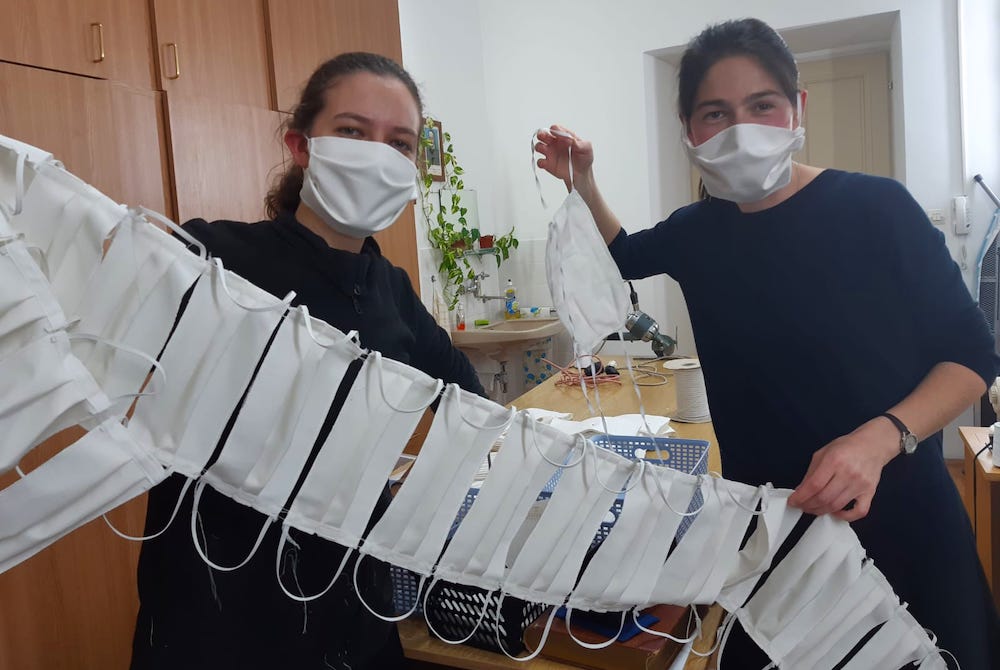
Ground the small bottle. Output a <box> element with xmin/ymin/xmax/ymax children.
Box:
<box><xmin>504</xmin><ymin>279</ymin><xmax>520</xmax><ymax>320</ymax></box>
<box><xmin>455</xmin><ymin>302</ymin><xmax>466</xmax><ymax>331</ymax></box>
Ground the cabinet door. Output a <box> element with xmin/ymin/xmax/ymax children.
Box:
<box><xmin>267</xmin><ymin>0</ymin><xmax>403</xmax><ymax>113</ymax></box>
<box><xmin>166</xmin><ymin>96</ymin><xmax>286</xmax><ymax>223</ymax></box>
<box><xmin>0</xmin><ymin>0</ymin><xmax>154</xmax><ymax>89</ymax></box>
<box><xmin>0</xmin><ymin>61</ymin><xmax>171</xmax><ymax>217</ymax></box>
<box><xmin>152</xmin><ymin>0</ymin><xmax>273</xmax><ymax>107</ymax></box>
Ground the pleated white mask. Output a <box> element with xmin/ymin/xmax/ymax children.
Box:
<box><xmin>0</xmin><ymin>417</ymin><xmax>165</xmax><ymax>575</ymax></box>
<box><xmin>0</xmin><ymin>235</ymin><xmax>68</xmax><ymax>360</ymax></box>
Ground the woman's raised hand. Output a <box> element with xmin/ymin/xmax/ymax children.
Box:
<box><xmin>534</xmin><ymin>125</ymin><xmax>595</xmax><ymax>194</ymax></box>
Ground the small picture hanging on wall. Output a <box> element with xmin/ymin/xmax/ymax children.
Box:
<box><xmin>422</xmin><ymin>119</ymin><xmax>444</xmax><ymax>182</ymax></box>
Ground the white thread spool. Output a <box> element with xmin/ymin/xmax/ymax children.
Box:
<box><xmin>663</xmin><ymin>359</ymin><xmax>711</xmax><ymax>423</ymax></box>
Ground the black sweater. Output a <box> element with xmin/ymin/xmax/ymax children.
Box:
<box><xmin>131</xmin><ymin>213</ymin><xmax>482</xmax><ymax>670</ymax></box>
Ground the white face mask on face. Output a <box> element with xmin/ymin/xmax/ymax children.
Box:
<box><xmin>683</xmin><ymin>97</ymin><xmax>805</xmax><ymax>204</ymax></box>
<box><xmin>299</xmin><ymin>135</ymin><xmax>417</xmax><ymax>239</ymax></box>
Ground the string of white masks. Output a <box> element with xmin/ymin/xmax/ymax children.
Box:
<box><xmin>0</xmin><ymin>134</ymin><xmax>954</xmax><ymax>669</ymax></box>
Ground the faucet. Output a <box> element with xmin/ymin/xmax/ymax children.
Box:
<box><xmin>468</xmin><ymin>271</ymin><xmax>507</xmax><ymax>304</ymax></box>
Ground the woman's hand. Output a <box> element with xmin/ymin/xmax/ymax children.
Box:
<box><xmin>788</xmin><ymin>417</ymin><xmax>900</xmax><ymax>521</ymax></box>
<box><xmin>535</xmin><ymin>125</ymin><xmax>595</xmax><ymax>194</ymax></box>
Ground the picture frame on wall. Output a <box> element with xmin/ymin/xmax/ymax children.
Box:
<box><xmin>422</xmin><ymin>119</ymin><xmax>444</xmax><ymax>182</ymax></box>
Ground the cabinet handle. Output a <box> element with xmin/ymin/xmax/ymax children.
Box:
<box><xmin>90</xmin><ymin>23</ymin><xmax>105</xmax><ymax>63</ymax></box>
<box><xmin>165</xmin><ymin>43</ymin><xmax>180</xmax><ymax>80</ymax></box>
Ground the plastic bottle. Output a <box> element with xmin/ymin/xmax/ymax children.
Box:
<box><xmin>504</xmin><ymin>279</ymin><xmax>520</xmax><ymax>320</ymax></box>
<box><xmin>455</xmin><ymin>302</ymin><xmax>466</xmax><ymax>330</ymax></box>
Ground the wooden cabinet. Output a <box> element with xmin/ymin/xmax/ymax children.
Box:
<box><xmin>166</xmin><ymin>97</ymin><xmax>286</xmax><ymax>223</ymax></box>
<box><xmin>0</xmin><ymin>0</ymin><xmax>154</xmax><ymax>89</ymax></box>
<box><xmin>0</xmin><ymin>60</ymin><xmax>171</xmax><ymax>217</ymax></box>
<box><xmin>267</xmin><ymin>0</ymin><xmax>403</xmax><ymax>113</ymax></box>
<box><xmin>151</xmin><ymin>0</ymin><xmax>273</xmax><ymax>107</ymax></box>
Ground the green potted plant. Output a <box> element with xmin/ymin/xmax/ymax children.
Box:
<box><xmin>419</xmin><ymin>116</ymin><xmax>518</xmax><ymax>309</ymax></box>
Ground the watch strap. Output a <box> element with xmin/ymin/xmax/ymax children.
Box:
<box><xmin>880</xmin><ymin>412</ymin><xmax>915</xmax><ymax>454</ymax></box>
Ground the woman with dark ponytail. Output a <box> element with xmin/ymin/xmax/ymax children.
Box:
<box><xmin>538</xmin><ymin>17</ymin><xmax>998</xmax><ymax>669</ymax></box>
<box><xmin>130</xmin><ymin>53</ymin><xmax>483</xmax><ymax>669</ymax></box>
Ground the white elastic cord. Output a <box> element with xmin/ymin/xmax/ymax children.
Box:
<box><xmin>593</xmin><ymin>445</ymin><xmax>645</xmax><ymax>494</ymax></box>
<box><xmin>275</xmin><ymin>524</ymin><xmax>354</xmax><ymax>602</ymax></box>
<box><xmin>422</xmin><ymin>577</ymin><xmax>494</xmax><ymax>645</ymax></box>
<box><xmin>494</xmin><ymin>592</ymin><xmax>561</xmax><ymax>662</ymax></box>
<box><xmin>138</xmin><ymin>206</ymin><xmax>206</xmax><ymax>259</ymax></box>
<box><xmin>214</xmin><ymin>258</ymin><xmax>295</xmax><ymax>311</ymax></box>
<box><xmin>564</xmin><ymin>607</ymin><xmax>626</xmax><ymax>650</ymax></box>
<box><xmin>299</xmin><ymin>304</ymin><xmax>358</xmax><ymax>347</ymax></box>
<box><xmin>454</xmin><ymin>383</ymin><xmax>517</xmax><ymax>431</ymax></box>
<box><xmin>630</xmin><ymin>606</ymin><xmax>702</xmax><ymax>644</ymax></box>
<box><xmin>103</xmin><ymin>476</ymin><xmax>193</xmax><ymax>541</ymax></box>
<box><xmin>531</xmin><ymin>130</ymin><xmax>548</xmax><ymax>209</ymax></box>
<box><xmin>620</xmin><ymin>336</ymin><xmax>657</xmax><ymax>439</ymax></box>
<box><xmin>352</xmin><ymin>552</ymin><xmax>425</xmax><ymax>622</ymax></box>
<box><xmin>722</xmin><ymin>482</ymin><xmax>770</xmax><ymax>516</ymax></box>
<box><xmin>68</xmin><ymin>332</ymin><xmax>167</xmax><ymax>404</ymax></box>
<box><xmin>688</xmin><ymin>609</ymin><xmax>737</xmax><ymax>658</ymax></box>
<box><xmin>14</xmin><ymin>465</ymin><xmax>25</xmax><ymax>478</ymax></box>
<box><xmin>528</xmin><ymin>417</ymin><xmax>588</xmax><ymax>468</ymax></box>
<box><xmin>651</xmin><ymin>468</ymin><xmax>709</xmax><ymax>517</ymax></box>
<box><xmin>13</xmin><ymin>151</ymin><xmax>26</xmax><ymax>215</ymax></box>
<box><xmin>373</xmin><ymin>351</ymin><xmax>444</xmax><ymax>413</ymax></box>
<box><xmin>190</xmin><ymin>479</ymin><xmax>271</xmax><ymax>572</ymax></box>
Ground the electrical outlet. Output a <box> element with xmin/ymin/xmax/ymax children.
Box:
<box><xmin>926</xmin><ymin>209</ymin><xmax>946</xmax><ymax>225</ymax></box>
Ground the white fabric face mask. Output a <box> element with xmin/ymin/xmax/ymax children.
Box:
<box><xmin>128</xmin><ymin>259</ymin><xmax>293</xmax><ymax>477</ymax></box>
<box><xmin>0</xmin><ymin>416</ymin><xmax>165</xmax><ymax>575</ymax></box>
<box><xmin>72</xmin><ymin>209</ymin><xmax>208</xmax><ymax>400</ymax></box>
<box><xmin>545</xmin><ymin>190</ymin><xmax>630</xmax><ymax>356</ymax></box>
<box><xmin>0</xmin><ymin>331</ymin><xmax>110</xmax><ymax>475</ymax></box>
<box><xmin>0</xmin><ymin>135</ymin><xmax>54</xmax><ymax>218</ymax></box>
<box><xmin>502</xmin><ymin>444</ymin><xmax>635</xmax><ymax>607</ymax></box>
<box><xmin>359</xmin><ymin>384</ymin><xmax>514</xmax><ymax>576</ymax></box>
<box><xmin>683</xmin><ymin>98</ymin><xmax>805</xmax><ymax>204</ymax></box>
<box><xmin>299</xmin><ymin>135</ymin><xmax>417</xmax><ymax>239</ymax></box>
<box><xmin>434</xmin><ymin>413</ymin><xmax>584</xmax><ymax>592</ymax></box>
<box><xmin>0</xmin><ymin>235</ymin><xmax>68</xmax><ymax>360</ymax></box>
<box><xmin>275</xmin><ymin>351</ymin><xmax>442</xmax><ymax>604</ymax></box>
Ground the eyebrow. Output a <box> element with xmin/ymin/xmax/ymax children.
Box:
<box><xmin>694</xmin><ymin>89</ymin><xmax>785</xmax><ymax>110</ymax></box>
<box><xmin>332</xmin><ymin>112</ymin><xmax>418</xmax><ymax>137</ymax></box>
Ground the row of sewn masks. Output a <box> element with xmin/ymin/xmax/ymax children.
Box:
<box><xmin>429</xmin><ymin>414</ymin><xmax>587</xmax><ymax>644</ymax></box>
<box><xmin>351</xmin><ymin>382</ymin><xmax>514</xmax><ymax>622</ymax></box>
<box><xmin>122</xmin><ymin>256</ymin><xmax>294</xmax><ymax>534</ymax></box>
<box><xmin>495</xmin><ymin>440</ymin><xmax>637</xmax><ymax>661</ymax></box>
<box><xmin>272</xmin><ymin>350</ymin><xmax>443</xmax><ymax>600</ymax></box>
<box><xmin>728</xmin><ymin>513</ymin><xmax>949</xmax><ymax>669</ymax></box>
<box><xmin>190</xmin><ymin>306</ymin><xmax>365</xmax><ymax>569</ymax></box>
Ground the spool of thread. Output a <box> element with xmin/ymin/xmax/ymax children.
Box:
<box><xmin>663</xmin><ymin>358</ymin><xmax>711</xmax><ymax>423</ymax></box>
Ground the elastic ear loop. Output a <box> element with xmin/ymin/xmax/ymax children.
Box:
<box><xmin>564</xmin><ymin>607</ymin><xmax>627</xmax><ymax>650</ymax></box>
<box><xmin>274</xmin><ymin>524</ymin><xmax>356</xmax><ymax>602</ymax></box>
<box><xmin>104</xmin><ymin>477</ymin><xmax>193</xmax><ymax>541</ymax></box>
<box><xmin>631</xmin><ymin>604</ymin><xmax>702</xmax><ymax>644</ymax></box>
<box><xmin>352</xmin><ymin>551</ymin><xmax>427</xmax><ymax>621</ymax></box>
<box><xmin>189</xmin><ymin>479</ymin><xmax>272</xmax><ymax>571</ymax></box>
<box><xmin>214</xmin><ymin>257</ymin><xmax>295</xmax><ymax>311</ymax></box>
<box><xmin>651</xmin><ymin>466</ymin><xmax>709</xmax><ymax>517</ymax></box>
<box><xmin>373</xmin><ymin>351</ymin><xmax>444</xmax><ymax>413</ymax></box>
<box><xmin>620</xmin><ymin>334</ymin><xmax>656</xmax><ymax>439</ymax></box>
<box><xmin>453</xmin><ymin>383</ymin><xmax>517</xmax><ymax>431</ymax></box>
<box><xmin>592</xmin><ymin>444</ymin><xmax>646</xmax><ymax>495</ymax></box>
<box><xmin>919</xmin><ymin>627</ymin><xmax>961</xmax><ymax>670</ymax></box>
<box><xmin>12</xmin><ymin>150</ymin><xmax>26</xmax><ymax>216</ymax></box>
<box><xmin>138</xmin><ymin>206</ymin><xmax>206</xmax><ymax>259</ymax></box>
<box><xmin>68</xmin><ymin>333</ymin><xmax>168</xmax><ymax>411</ymax></box>
<box><xmin>527</xmin><ymin>417</ymin><xmax>588</xmax><ymax>469</ymax></box>
<box><xmin>687</xmin><ymin>608</ymin><xmax>738</xmax><ymax>660</ymax></box>
<box><xmin>531</xmin><ymin>130</ymin><xmax>548</xmax><ymax>209</ymax></box>
<box><xmin>421</xmin><ymin>577</ymin><xmax>495</xmax><ymax>644</ymax></box>
<box><xmin>493</xmin><ymin>592</ymin><xmax>561</xmax><ymax>662</ymax></box>
<box><xmin>299</xmin><ymin>304</ymin><xmax>359</xmax><ymax>348</ymax></box>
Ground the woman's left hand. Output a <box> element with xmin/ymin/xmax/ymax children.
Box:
<box><xmin>788</xmin><ymin>417</ymin><xmax>901</xmax><ymax>521</ymax></box>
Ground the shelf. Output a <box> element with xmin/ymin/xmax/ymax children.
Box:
<box><xmin>458</xmin><ymin>248</ymin><xmax>499</xmax><ymax>257</ymax></box>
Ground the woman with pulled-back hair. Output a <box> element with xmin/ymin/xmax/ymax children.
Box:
<box><xmin>130</xmin><ymin>53</ymin><xmax>483</xmax><ymax>669</ymax></box>
<box><xmin>538</xmin><ymin>17</ymin><xmax>998</xmax><ymax>669</ymax></box>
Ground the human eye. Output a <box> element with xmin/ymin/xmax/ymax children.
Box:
<box><xmin>702</xmin><ymin>109</ymin><xmax>726</xmax><ymax>123</ymax></box>
<box><xmin>336</xmin><ymin>126</ymin><xmax>363</xmax><ymax>138</ymax></box>
<box><xmin>390</xmin><ymin>138</ymin><xmax>414</xmax><ymax>154</ymax></box>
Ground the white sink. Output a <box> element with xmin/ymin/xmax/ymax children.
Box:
<box><xmin>453</xmin><ymin>317</ymin><xmax>563</xmax><ymax>351</ymax></box>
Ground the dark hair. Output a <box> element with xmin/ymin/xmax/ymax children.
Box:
<box><xmin>264</xmin><ymin>52</ymin><xmax>423</xmax><ymax>219</ymax></box>
<box><xmin>677</xmin><ymin>18</ymin><xmax>798</xmax><ymax>123</ymax></box>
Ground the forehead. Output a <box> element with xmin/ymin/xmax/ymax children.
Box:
<box><xmin>694</xmin><ymin>55</ymin><xmax>786</xmax><ymax>104</ymax></box>
<box><xmin>320</xmin><ymin>71</ymin><xmax>420</xmax><ymax>130</ymax></box>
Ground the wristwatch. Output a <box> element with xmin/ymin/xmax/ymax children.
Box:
<box><xmin>880</xmin><ymin>412</ymin><xmax>918</xmax><ymax>455</ymax></box>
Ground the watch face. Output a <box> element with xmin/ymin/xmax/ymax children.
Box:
<box><xmin>903</xmin><ymin>433</ymin><xmax>918</xmax><ymax>453</ymax></box>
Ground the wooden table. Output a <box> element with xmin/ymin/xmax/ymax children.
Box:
<box><xmin>958</xmin><ymin>426</ymin><xmax>1000</xmax><ymax>609</ymax></box>
<box><xmin>400</xmin><ymin>365</ymin><xmax>723</xmax><ymax>669</ymax></box>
